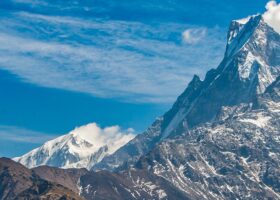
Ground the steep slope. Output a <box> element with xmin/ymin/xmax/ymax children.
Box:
<box><xmin>0</xmin><ymin>158</ymin><xmax>83</xmax><ymax>200</ymax></box>
<box><xmin>80</xmin><ymin>74</ymin><xmax>280</xmax><ymax>200</ymax></box>
<box><xmin>33</xmin><ymin>166</ymin><xmax>88</xmax><ymax>194</ymax></box>
<box><xmin>94</xmin><ymin>15</ymin><xmax>280</xmax><ymax>171</ymax></box>
<box><xmin>79</xmin><ymin>169</ymin><xmax>187</xmax><ymax>200</ymax></box>
<box><xmin>14</xmin><ymin>123</ymin><xmax>135</xmax><ymax>169</ymax></box>
<box><xmin>1</xmin><ymin>159</ymin><xmax>186</xmax><ymax>200</ymax></box>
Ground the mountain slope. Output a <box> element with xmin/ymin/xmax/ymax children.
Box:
<box><xmin>134</xmin><ymin>75</ymin><xmax>280</xmax><ymax>199</ymax></box>
<box><xmin>14</xmin><ymin>123</ymin><xmax>135</xmax><ymax>169</ymax></box>
<box><xmin>0</xmin><ymin>158</ymin><xmax>83</xmax><ymax>200</ymax></box>
<box><xmin>33</xmin><ymin>166</ymin><xmax>88</xmax><ymax>194</ymax></box>
<box><xmin>94</xmin><ymin>15</ymin><xmax>280</xmax><ymax>171</ymax></box>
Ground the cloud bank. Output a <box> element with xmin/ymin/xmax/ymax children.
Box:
<box><xmin>263</xmin><ymin>0</ymin><xmax>280</xmax><ymax>33</ymax></box>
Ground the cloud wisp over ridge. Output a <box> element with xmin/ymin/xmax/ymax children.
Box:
<box><xmin>263</xmin><ymin>0</ymin><xmax>280</xmax><ymax>33</ymax></box>
<box><xmin>0</xmin><ymin>9</ymin><xmax>226</xmax><ymax>103</ymax></box>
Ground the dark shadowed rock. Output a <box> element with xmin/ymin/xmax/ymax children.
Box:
<box><xmin>0</xmin><ymin>158</ymin><xmax>83</xmax><ymax>200</ymax></box>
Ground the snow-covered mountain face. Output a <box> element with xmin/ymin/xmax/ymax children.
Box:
<box><xmin>95</xmin><ymin>15</ymin><xmax>280</xmax><ymax>171</ymax></box>
<box><xmin>13</xmin><ymin>123</ymin><xmax>135</xmax><ymax>169</ymax></box>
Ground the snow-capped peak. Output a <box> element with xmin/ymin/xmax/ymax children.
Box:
<box><xmin>13</xmin><ymin>123</ymin><xmax>135</xmax><ymax>169</ymax></box>
<box><xmin>231</xmin><ymin>0</ymin><xmax>280</xmax><ymax>38</ymax></box>
<box><xmin>224</xmin><ymin>14</ymin><xmax>280</xmax><ymax>93</ymax></box>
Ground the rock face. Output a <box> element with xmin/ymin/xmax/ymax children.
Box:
<box><xmin>0</xmin><ymin>158</ymin><xmax>83</xmax><ymax>200</ymax></box>
<box><xmin>94</xmin><ymin>15</ymin><xmax>280</xmax><ymax>171</ymax></box>
<box><xmin>14</xmin><ymin>123</ymin><xmax>135</xmax><ymax>169</ymax></box>
<box><xmin>134</xmin><ymin>77</ymin><xmax>280</xmax><ymax>199</ymax></box>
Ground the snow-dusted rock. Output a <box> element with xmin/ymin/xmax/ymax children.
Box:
<box><xmin>134</xmin><ymin>76</ymin><xmax>280</xmax><ymax>199</ymax></box>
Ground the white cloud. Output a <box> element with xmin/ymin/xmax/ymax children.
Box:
<box><xmin>0</xmin><ymin>11</ymin><xmax>225</xmax><ymax>103</ymax></box>
<box><xmin>70</xmin><ymin>123</ymin><xmax>136</xmax><ymax>154</ymax></box>
<box><xmin>263</xmin><ymin>0</ymin><xmax>280</xmax><ymax>33</ymax></box>
<box><xmin>182</xmin><ymin>28</ymin><xmax>207</xmax><ymax>44</ymax></box>
<box><xmin>0</xmin><ymin>125</ymin><xmax>58</xmax><ymax>143</ymax></box>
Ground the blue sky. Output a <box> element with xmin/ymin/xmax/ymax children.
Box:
<box><xmin>0</xmin><ymin>0</ymin><xmax>271</xmax><ymax>157</ymax></box>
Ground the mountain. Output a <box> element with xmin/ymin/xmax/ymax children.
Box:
<box><xmin>21</xmin><ymin>70</ymin><xmax>280</xmax><ymax>200</ymax></box>
<box><xmin>14</xmin><ymin>14</ymin><xmax>280</xmax><ymax>172</ymax></box>
<box><xmin>0</xmin><ymin>158</ymin><xmax>83</xmax><ymax>200</ymax></box>
<box><xmin>14</xmin><ymin>123</ymin><xmax>135</xmax><ymax>169</ymax></box>
<box><xmin>94</xmin><ymin>15</ymin><xmax>280</xmax><ymax>171</ymax></box>
<box><xmin>2</xmin><ymin>13</ymin><xmax>280</xmax><ymax>200</ymax></box>
<box><xmin>3</xmin><ymin>74</ymin><xmax>280</xmax><ymax>200</ymax></box>
<box><xmin>77</xmin><ymin>62</ymin><xmax>280</xmax><ymax>199</ymax></box>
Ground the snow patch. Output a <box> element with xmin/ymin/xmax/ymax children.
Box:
<box><xmin>239</xmin><ymin>113</ymin><xmax>271</xmax><ymax>128</ymax></box>
<box><xmin>235</xmin><ymin>16</ymin><xmax>252</xmax><ymax>25</ymax></box>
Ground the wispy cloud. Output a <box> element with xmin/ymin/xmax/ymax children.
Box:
<box><xmin>0</xmin><ymin>125</ymin><xmax>58</xmax><ymax>143</ymax></box>
<box><xmin>182</xmin><ymin>28</ymin><xmax>207</xmax><ymax>44</ymax></box>
<box><xmin>0</xmin><ymin>11</ymin><xmax>226</xmax><ymax>103</ymax></box>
